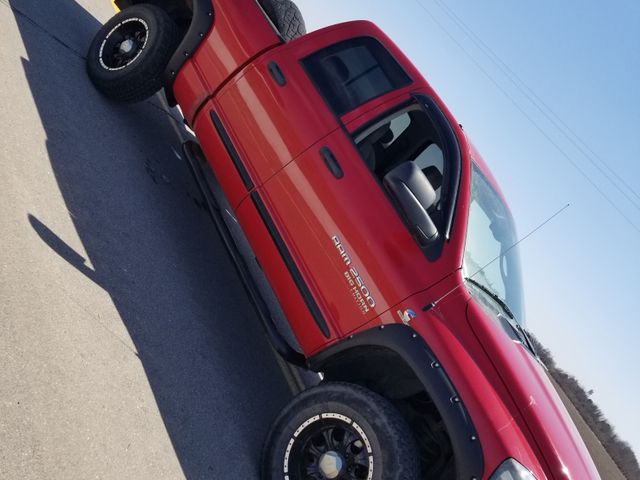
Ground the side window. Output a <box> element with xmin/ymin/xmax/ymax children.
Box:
<box><xmin>354</xmin><ymin>104</ymin><xmax>446</xmax><ymax>210</ymax></box>
<box><xmin>302</xmin><ymin>37</ymin><xmax>412</xmax><ymax>116</ymax></box>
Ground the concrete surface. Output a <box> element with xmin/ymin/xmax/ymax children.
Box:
<box><xmin>0</xmin><ymin>1</ymin><xmax>293</xmax><ymax>478</ymax></box>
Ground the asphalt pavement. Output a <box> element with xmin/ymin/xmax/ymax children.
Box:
<box><xmin>0</xmin><ymin>1</ymin><xmax>294</xmax><ymax>478</ymax></box>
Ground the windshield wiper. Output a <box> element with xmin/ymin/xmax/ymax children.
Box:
<box><xmin>499</xmin><ymin>314</ymin><xmax>539</xmax><ymax>358</ymax></box>
<box><xmin>464</xmin><ymin>279</ymin><xmax>539</xmax><ymax>359</ymax></box>
<box><xmin>464</xmin><ymin>277</ymin><xmax>515</xmax><ymax>319</ymax></box>
<box><xmin>515</xmin><ymin>322</ymin><xmax>538</xmax><ymax>357</ymax></box>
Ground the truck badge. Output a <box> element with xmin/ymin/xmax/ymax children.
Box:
<box><xmin>332</xmin><ymin>235</ymin><xmax>376</xmax><ymax>314</ymax></box>
<box><xmin>397</xmin><ymin>309</ymin><xmax>417</xmax><ymax>325</ymax></box>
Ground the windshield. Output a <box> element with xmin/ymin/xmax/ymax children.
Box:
<box><xmin>463</xmin><ymin>163</ymin><xmax>525</xmax><ymax>325</ymax></box>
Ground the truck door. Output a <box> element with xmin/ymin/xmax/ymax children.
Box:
<box><xmin>261</xmin><ymin>129</ymin><xmax>428</xmax><ymax>338</ymax></box>
<box><xmin>214</xmin><ymin>31</ymin><xmax>344</xmax><ymax>187</ymax></box>
<box><xmin>260</xmin><ymin>34</ymin><xmax>449</xmax><ymax>339</ymax></box>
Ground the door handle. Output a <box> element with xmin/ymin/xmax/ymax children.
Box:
<box><xmin>268</xmin><ymin>61</ymin><xmax>286</xmax><ymax>86</ymax></box>
<box><xmin>320</xmin><ymin>147</ymin><xmax>344</xmax><ymax>179</ymax></box>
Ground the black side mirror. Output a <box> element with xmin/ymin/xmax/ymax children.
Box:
<box><xmin>383</xmin><ymin>162</ymin><xmax>440</xmax><ymax>246</ymax></box>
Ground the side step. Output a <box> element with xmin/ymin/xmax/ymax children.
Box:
<box><xmin>181</xmin><ymin>141</ymin><xmax>307</xmax><ymax>368</ymax></box>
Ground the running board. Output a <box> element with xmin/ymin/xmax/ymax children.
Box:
<box><xmin>181</xmin><ymin>141</ymin><xmax>307</xmax><ymax>368</ymax></box>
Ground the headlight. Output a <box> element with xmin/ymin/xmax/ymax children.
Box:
<box><xmin>490</xmin><ymin>458</ymin><xmax>537</xmax><ymax>480</ymax></box>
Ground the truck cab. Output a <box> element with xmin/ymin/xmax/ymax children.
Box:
<box><xmin>87</xmin><ymin>2</ymin><xmax>601</xmax><ymax>479</ymax></box>
<box><xmin>184</xmin><ymin>16</ymin><xmax>466</xmax><ymax>356</ymax></box>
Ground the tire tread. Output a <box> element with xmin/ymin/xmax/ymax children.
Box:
<box><xmin>259</xmin><ymin>0</ymin><xmax>306</xmax><ymax>42</ymax></box>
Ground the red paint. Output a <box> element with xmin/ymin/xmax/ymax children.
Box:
<box><xmin>216</xmin><ymin>56</ymin><xmax>337</xmax><ymax>185</ymax></box>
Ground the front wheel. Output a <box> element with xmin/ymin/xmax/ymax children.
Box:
<box><xmin>261</xmin><ymin>382</ymin><xmax>420</xmax><ymax>480</ymax></box>
<box><xmin>86</xmin><ymin>4</ymin><xmax>179</xmax><ymax>103</ymax></box>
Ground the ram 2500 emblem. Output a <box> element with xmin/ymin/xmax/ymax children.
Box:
<box><xmin>332</xmin><ymin>235</ymin><xmax>376</xmax><ymax>315</ymax></box>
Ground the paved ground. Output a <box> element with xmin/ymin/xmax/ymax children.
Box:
<box><xmin>0</xmin><ymin>1</ymin><xmax>294</xmax><ymax>478</ymax></box>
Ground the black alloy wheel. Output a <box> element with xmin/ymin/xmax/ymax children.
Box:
<box><xmin>98</xmin><ymin>17</ymin><xmax>150</xmax><ymax>71</ymax></box>
<box><xmin>289</xmin><ymin>414</ymin><xmax>372</xmax><ymax>479</ymax></box>
<box><xmin>86</xmin><ymin>4</ymin><xmax>179</xmax><ymax>102</ymax></box>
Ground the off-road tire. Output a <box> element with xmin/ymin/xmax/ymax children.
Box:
<box><xmin>86</xmin><ymin>4</ymin><xmax>179</xmax><ymax>103</ymax></box>
<box><xmin>261</xmin><ymin>382</ymin><xmax>420</xmax><ymax>480</ymax></box>
<box><xmin>259</xmin><ymin>0</ymin><xmax>306</xmax><ymax>42</ymax></box>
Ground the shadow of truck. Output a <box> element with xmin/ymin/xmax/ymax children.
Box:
<box><xmin>10</xmin><ymin>0</ymin><xmax>292</xmax><ymax>477</ymax></box>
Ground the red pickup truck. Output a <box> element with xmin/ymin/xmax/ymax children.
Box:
<box><xmin>87</xmin><ymin>1</ymin><xmax>601</xmax><ymax>479</ymax></box>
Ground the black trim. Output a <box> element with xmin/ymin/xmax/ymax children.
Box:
<box><xmin>163</xmin><ymin>0</ymin><xmax>215</xmax><ymax>106</ymax></box>
<box><xmin>250</xmin><ymin>192</ymin><xmax>331</xmax><ymax>338</ymax></box>
<box><xmin>181</xmin><ymin>141</ymin><xmax>306</xmax><ymax>366</ymax></box>
<box><xmin>413</xmin><ymin>94</ymin><xmax>461</xmax><ymax>240</ymax></box>
<box><xmin>209</xmin><ymin>110</ymin><xmax>254</xmax><ymax>190</ymax></box>
<box><xmin>308</xmin><ymin>324</ymin><xmax>484</xmax><ymax>480</ymax></box>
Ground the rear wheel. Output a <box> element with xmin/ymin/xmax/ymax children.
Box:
<box><xmin>259</xmin><ymin>0</ymin><xmax>306</xmax><ymax>42</ymax></box>
<box><xmin>86</xmin><ymin>4</ymin><xmax>179</xmax><ymax>103</ymax></box>
<box><xmin>261</xmin><ymin>382</ymin><xmax>420</xmax><ymax>480</ymax></box>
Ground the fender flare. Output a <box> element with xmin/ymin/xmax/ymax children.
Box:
<box><xmin>307</xmin><ymin>324</ymin><xmax>485</xmax><ymax>480</ymax></box>
<box><xmin>162</xmin><ymin>0</ymin><xmax>214</xmax><ymax>105</ymax></box>
<box><xmin>113</xmin><ymin>0</ymin><xmax>214</xmax><ymax>105</ymax></box>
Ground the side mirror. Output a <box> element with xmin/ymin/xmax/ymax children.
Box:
<box><xmin>383</xmin><ymin>162</ymin><xmax>440</xmax><ymax>246</ymax></box>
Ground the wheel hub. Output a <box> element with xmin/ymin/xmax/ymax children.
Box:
<box><xmin>119</xmin><ymin>39</ymin><xmax>135</xmax><ymax>54</ymax></box>
<box><xmin>288</xmin><ymin>417</ymin><xmax>372</xmax><ymax>480</ymax></box>
<box><xmin>98</xmin><ymin>17</ymin><xmax>149</xmax><ymax>71</ymax></box>
<box><xmin>318</xmin><ymin>451</ymin><xmax>344</xmax><ymax>479</ymax></box>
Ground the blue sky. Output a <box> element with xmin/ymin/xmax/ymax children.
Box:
<box><xmin>295</xmin><ymin>0</ymin><xmax>640</xmax><ymax>458</ymax></box>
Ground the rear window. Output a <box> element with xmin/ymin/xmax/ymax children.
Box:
<box><xmin>302</xmin><ymin>37</ymin><xmax>412</xmax><ymax>116</ymax></box>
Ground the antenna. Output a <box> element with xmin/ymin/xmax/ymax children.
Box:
<box><xmin>423</xmin><ymin>203</ymin><xmax>571</xmax><ymax>312</ymax></box>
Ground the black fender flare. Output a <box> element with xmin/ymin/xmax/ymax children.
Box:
<box><xmin>113</xmin><ymin>0</ymin><xmax>215</xmax><ymax>105</ymax></box>
<box><xmin>307</xmin><ymin>324</ymin><xmax>485</xmax><ymax>480</ymax></box>
<box><xmin>162</xmin><ymin>0</ymin><xmax>214</xmax><ymax>105</ymax></box>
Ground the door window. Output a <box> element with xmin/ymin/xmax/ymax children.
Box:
<box><xmin>353</xmin><ymin>99</ymin><xmax>460</xmax><ymax>241</ymax></box>
<box><xmin>355</xmin><ymin>104</ymin><xmax>445</xmax><ymax>205</ymax></box>
<box><xmin>302</xmin><ymin>37</ymin><xmax>412</xmax><ymax>116</ymax></box>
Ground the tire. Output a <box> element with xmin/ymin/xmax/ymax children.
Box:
<box><xmin>86</xmin><ymin>4</ymin><xmax>179</xmax><ymax>103</ymax></box>
<box><xmin>261</xmin><ymin>382</ymin><xmax>420</xmax><ymax>480</ymax></box>
<box><xmin>259</xmin><ymin>0</ymin><xmax>306</xmax><ymax>42</ymax></box>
